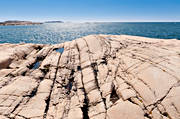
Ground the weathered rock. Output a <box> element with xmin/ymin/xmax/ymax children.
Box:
<box><xmin>0</xmin><ymin>35</ymin><xmax>180</xmax><ymax>119</ymax></box>
<box><xmin>107</xmin><ymin>100</ymin><xmax>144</xmax><ymax>119</ymax></box>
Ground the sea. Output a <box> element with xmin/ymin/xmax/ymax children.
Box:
<box><xmin>0</xmin><ymin>22</ymin><xmax>180</xmax><ymax>44</ymax></box>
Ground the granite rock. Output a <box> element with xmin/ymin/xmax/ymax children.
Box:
<box><xmin>0</xmin><ymin>35</ymin><xmax>180</xmax><ymax>119</ymax></box>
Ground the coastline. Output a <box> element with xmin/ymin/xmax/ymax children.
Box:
<box><xmin>0</xmin><ymin>35</ymin><xmax>180</xmax><ymax>119</ymax></box>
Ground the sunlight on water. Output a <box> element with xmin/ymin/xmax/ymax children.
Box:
<box><xmin>0</xmin><ymin>22</ymin><xmax>180</xmax><ymax>44</ymax></box>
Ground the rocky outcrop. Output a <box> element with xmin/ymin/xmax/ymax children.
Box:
<box><xmin>0</xmin><ymin>35</ymin><xmax>180</xmax><ymax>119</ymax></box>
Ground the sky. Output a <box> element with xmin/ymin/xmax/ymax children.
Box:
<box><xmin>0</xmin><ymin>0</ymin><xmax>180</xmax><ymax>22</ymax></box>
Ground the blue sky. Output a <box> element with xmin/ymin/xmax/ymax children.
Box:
<box><xmin>0</xmin><ymin>0</ymin><xmax>180</xmax><ymax>22</ymax></box>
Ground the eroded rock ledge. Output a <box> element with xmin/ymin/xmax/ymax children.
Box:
<box><xmin>0</xmin><ymin>35</ymin><xmax>180</xmax><ymax>119</ymax></box>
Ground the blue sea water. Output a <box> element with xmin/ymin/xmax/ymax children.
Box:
<box><xmin>0</xmin><ymin>22</ymin><xmax>180</xmax><ymax>44</ymax></box>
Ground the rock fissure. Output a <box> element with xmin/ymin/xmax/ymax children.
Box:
<box><xmin>43</xmin><ymin>53</ymin><xmax>61</xmax><ymax>118</ymax></box>
<box><xmin>76</xmin><ymin>41</ymin><xmax>90</xmax><ymax>119</ymax></box>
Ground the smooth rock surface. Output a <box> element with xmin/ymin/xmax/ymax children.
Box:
<box><xmin>0</xmin><ymin>35</ymin><xmax>180</xmax><ymax>119</ymax></box>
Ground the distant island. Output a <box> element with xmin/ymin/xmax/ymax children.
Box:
<box><xmin>44</xmin><ymin>21</ymin><xmax>64</xmax><ymax>23</ymax></box>
<box><xmin>0</xmin><ymin>20</ymin><xmax>42</xmax><ymax>26</ymax></box>
<box><xmin>0</xmin><ymin>20</ymin><xmax>64</xmax><ymax>26</ymax></box>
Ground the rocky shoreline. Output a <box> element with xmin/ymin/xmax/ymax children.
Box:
<box><xmin>0</xmin><ymin>35</ymin><xmax>180</xmax><ymax>119</ymax></box>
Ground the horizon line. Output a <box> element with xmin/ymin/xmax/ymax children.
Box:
<box><xmin>1</xmin><ymin>20</ymin><xmax>180</xmax><ymax>23</ymax></box>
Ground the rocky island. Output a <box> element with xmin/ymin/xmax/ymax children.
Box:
<box><xmin>0</xmin><ymin>20</ymin><xmax>42</xmax><ymax>26</ymax></box>
<box><xmin>0</xmin><ymin>35</ymin><xmax>180</xmax><ymax>119</ymax></box>
<box><xmin>44</xmin><ymin>21</ymin><xmax>64</xmax><ymax>23</ymax></box>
